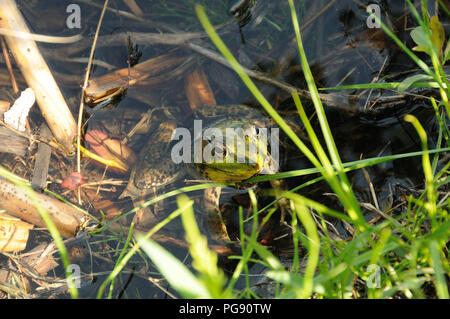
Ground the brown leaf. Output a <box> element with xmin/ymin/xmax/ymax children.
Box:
<box><xmin>61</xmin><ymin>171</ymin><xmax>85</xmax><ymax>190</ymax></box>
<box><xmin>185</xmin><ymin>68</ymin><xmax>217</xmax><ymax>109</ymax></box>
<box><xmin>85</xmin><ymin>129</ymin><xmax>137</xmax><ymax>174</ymax></box>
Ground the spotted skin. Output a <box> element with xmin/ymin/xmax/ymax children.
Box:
<box><xmin>120</xmin><ymin>104</ymin><xmax>301</xmax><ymax>240</ymax></box>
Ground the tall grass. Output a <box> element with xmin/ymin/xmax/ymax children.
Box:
<box><xmin>134</xmin><ymin>0</ymin><xmax>449</xmax><ymax>299</ymax></box>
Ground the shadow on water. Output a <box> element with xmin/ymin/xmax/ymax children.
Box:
<box><xmin>0</xmin><ymin>0</ymin><xmax>444</xmax><ymax>298</ymax></box>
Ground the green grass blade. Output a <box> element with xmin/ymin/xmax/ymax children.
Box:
<box><xmin>428</xmin><ymin>240</ymin><xmax>449</xmax><ymax>299</ymax></box>
<box><xmin>137</xmin><ymin>236</ymin><xmax>211</xmax><ymax>298</ymax></box>
<box><xmin>195</xmin><ymin>4</ymin><xmax>322</xmax><ymax>171</ymax></box>
<box><xmin>404</xmin><ymin>115</ymin><xmax>437</xmax><ymax>220</ymax></box>
<box><xmin>96</xmin><ymin>199</ymin><xmax>191</xmax><ymax>298</ymax></box>
<box><xmin>288</xmin><ymin>0</ymin><xmax>366</xmax><ymax>229</ymax></box>
<box><xmin>178</xmin><ymin>194</ymin><xmax>233</xmax><ymax>298</ymax></box>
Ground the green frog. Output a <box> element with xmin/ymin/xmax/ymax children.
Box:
<box><xmin>119</xmin><ymin>104</ymin><xmax>300</xmax><ymax>240</ymax></box>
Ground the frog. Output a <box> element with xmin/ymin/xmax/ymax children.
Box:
<box><xmin>119</xmin><ymin>103</ymin><xmax>302</xmax><ymax>241</ymax></box>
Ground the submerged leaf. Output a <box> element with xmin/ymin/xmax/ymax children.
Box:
<box><xmin>61</xmin><ymin>172</ymin><xmax>85</xmax><ymax>190</ymax></box>
<box><xmin>444</xmin><ymin>37</ymin><xmax>450</xmax><ymax>63</ymax></box>
<box><xmin>430</xmin><ymin>16</ymin><xmax>445</xmax><ymax>60</ymax></box>
<box><xmin>410</xmin><ymin>26</ymin><xmax>429</xmax><ymax>49</ymax></box>
<box><xmin>84</xmin><ymin>130</ymin><xmax>136</xmax><ymax>174</ymax></box>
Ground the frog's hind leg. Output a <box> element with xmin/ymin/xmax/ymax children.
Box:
<box><xmin>269</xmin><ymin>179</ymin><xmax>292</xmax><ymax>223</ymax></box>
<box><xmin>203</xmin><ymin>187</ymin><xmax>231</xmax><ymax>242</ymax></box>
<box><xmin>131</xmin><ymin>198</ymin><xmax>155</xmax><ymax>227</ymax></box>
<box><xmin>131</xmin><ymin>187</ymin><xmax>163</xmax><ymax>229</ymax></box>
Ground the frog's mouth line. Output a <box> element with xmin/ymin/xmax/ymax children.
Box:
<box><xmin>195</xmin><ymin>163</ymin><xmax>260</xmax><ymax>182</ymax></box>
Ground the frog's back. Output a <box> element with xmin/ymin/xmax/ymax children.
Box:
<box><xmin>120</xmin><ymin>120</ymin><xmax>183</xmax><ymax>199</ymax></box>
<box><xmin>193</xmin><ymin>104</ymin><xmax>268</xmax><ymax>121</ymax></box>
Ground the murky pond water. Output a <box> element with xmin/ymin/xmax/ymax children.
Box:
<box><xmin>0</xmin><ymin>0</ymin><xmax>446</xmax><ymax>298</ymax></box>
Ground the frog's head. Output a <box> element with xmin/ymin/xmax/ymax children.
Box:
<box><xmin>194</xmin><ymin>119</ymin><xmax>277</xmax><ymax>182</ymax></box>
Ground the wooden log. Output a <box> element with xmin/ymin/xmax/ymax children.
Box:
<box><xmin>31</xmin><ymin>123</ymin><xmax>52</xmax><ymax>190</ymax></box>
<box><xmin>0</xmin><ymin>0</ymin><xmax>77</xmax><ymax>153</ymax></box>
<box><xmin>0</xmin><ymin>178</ymin><xmax>86</xmax><ymax>238</ymax></box>
<box><xmin>0</xmin><ymin>126</ymin><xmax>28</xmax><ymax>156</ymax></box>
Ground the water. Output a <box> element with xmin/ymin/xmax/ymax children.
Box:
<box><xmin>0</xmin><ymin>0</ymin><xmax>444</xmax><ymax>298</ymax></box>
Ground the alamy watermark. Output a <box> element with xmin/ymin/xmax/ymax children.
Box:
<box><xmin>66</xmin><ymin>4</ymin><xmax>81</xmax><ymax>29</ymax></box>
<box><xmin>366</xmin><ymin>264</ymin><xmax>381</xmax><ymax>288</ymax></box>
<box><xmin>366</xmin><ymin>4</ymin><xmax>381</xmax><ymax>29</ymax></box>
<box><xmin>67</xmin><ymin>264</ymin><xmax>81</xmax><ymax>288</ymax></box>
<box><xmin>170</xmin><ymin>120</ymin><xmax>279</xmax><ymax>173</ymax></box>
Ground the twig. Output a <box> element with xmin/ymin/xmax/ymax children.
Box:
<box><xmin>1</xmin><ymin>36</ymin><xmax>18</xmax><ymax>94</ymax></box>
<box><xmin>76</xmin><ymin>0</ymin><xmax>109</xmax><ymax>204</ymax></box>
<box><xmin>0</xmin><ymin>27</ymin><xmax>81</xmax><ymax>43</ymax></box>
<box><xmin>31</xmin><ymin>123</ymin><xmax>53</xmax><ymax>190</ymax></box>
<box><xmin>123</xmin><ymin>0</ymin><xmax>143</xmax><ymax>17</ymax></box>
<box><xmin>79</xmin><ymin>0</ymin><xmax>177</xmax><ymax>32</ymax></box>
<box><xmin>0</xmin><ymin>118</ymin><xmax>59</xmax><ymax>150</ymax></box>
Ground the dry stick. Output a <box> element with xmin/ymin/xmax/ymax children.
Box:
<box><xmin>76</xmin><ymin>0</ymin><xmax>109</xmax><ymax>204</ymax></box>
<box><xmin>123</xmin><ymin>0</ymin><xmax>143</xmax><ymax>17</ymax></box>
<box><xmin>0</xmin><ymin>118</ymin><xmax>61</xmax><ymax>152</ymax></box>
<box><xmin>0</xmin><ymin>126</ymin><xmax>28</xmax><ymax>156</ymax></box>
<box><xmin>31</xmin><ymin>123</ymin><xmax>53</xmax><ymax>190</ymax></box>
<box><xmin>0</xmin><ymin>0</ymin><xmax>77</xmax><ymax>153</ymax></box>
<box><xmin>1</xmin><ymin>36</ymin><xmax>18</xmax><ymax>94</ymax></box>
<box><xmin>79</xmin><ymin>0</ymin><xmax>178</xmax><ymax>32</ymax></box>
<box><xmin>363</xmin><ymin>55</ymin><xmax>389</xmax><ymax>110</ymax></box>
<box><xmin>303</xmin><ymin>0</ymin><xmax>336</xmax><ymax>30</ymax></box>
<box><xmin>0</xmin><ymin>28</ymin><xmax>82</xmax><ymax>44</ymax></box>
<box><xmin>50</xmin><ymin>32</ymin><xmax>212</xmax><ymax>58</ymax></box>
